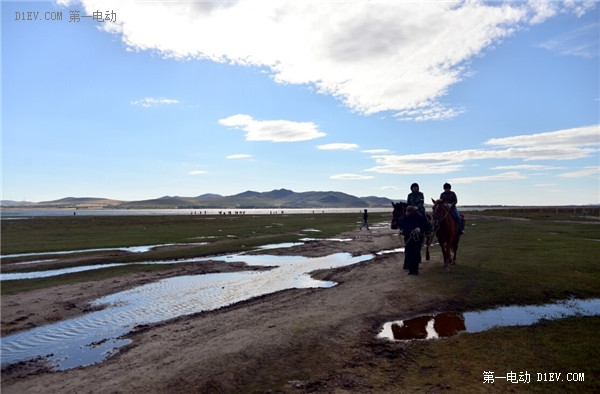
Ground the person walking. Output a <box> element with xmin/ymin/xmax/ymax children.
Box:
<box><xmin>359</xmin><ymin>209</ymin><xmax>370</xmax><ymax>231</ymax></box>
<box><xmin>400</xmin><ymin>205</ymin><xmax>428</xmax><ymax>275</ymax></box>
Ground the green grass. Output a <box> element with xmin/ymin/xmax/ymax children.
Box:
<box><xmin>1</xmin><ymin>212</ymin><xmax>390</xmax><ymax>294</ymax></box>
<box><xmin>1</xmin><ymin>213</ymin><xmax>388</xmax><ymax>255</ymax></box>
<box><xmin>2</xmin><ymin>211</ymin><xmax>599</xmax><ymax>392</ymax></box>
<box><xmin>424</xmin><ymin>215</ymin><xmax>600</xmax><ymax>310</ymax></box>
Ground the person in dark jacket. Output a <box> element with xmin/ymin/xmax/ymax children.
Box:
<box><xmin>407</xmin><ymin>183</ymin><xmax>425</xmax><ymax>216</ymax></box>
<box><xmin>400</xmin><ymin>205</ymin><xmax>428</xmax><ymax>275</ymax></box>
<box><xmin>439</xmin><ymin>182</ymin><xmax>464</xmax><ymax>233</ymax></box>
<box><xmin>359</xmin><ymin>209</ymin><xmax>369</xmax><ymax>230</ymax></box>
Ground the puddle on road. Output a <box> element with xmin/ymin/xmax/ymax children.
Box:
<box><xmin>1</xmin><ymin>252</ymin><xmax>373</xmax><ymax>371</ymax></box>
<box><xmin>376</xmin><ymin>248</ymin><xmax>405</xmax><ymax>255</ymax></box>
<box><xmin>378</xmin><ymin>298</ymin><xmax>600</xmax><ymax>341</ymax></box>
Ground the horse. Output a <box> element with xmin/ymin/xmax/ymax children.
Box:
<box><xmin>431</xmin><ymin>198</ymin><xmax>461</xmax><ymax>273</ymax></box>
<box><xmin>391</xmin><ymin>202</ymin><xmax>432</xmax><ymax>261</ymax></box>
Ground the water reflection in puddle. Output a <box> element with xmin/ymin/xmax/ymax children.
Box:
<box><xmin>378</xmin><ymin>298</ymin><xmax>600</xmax><ymax>341</ymax></box>
<box><xmin>1</xmin><ymin>252</ymin><xmax>372</xmax><ymax>370</ymax></box>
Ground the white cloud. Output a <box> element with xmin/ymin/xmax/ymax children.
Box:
<box><xmin>362</xmin><ymin>149</ymin><xmax>391</xmax><ymax>154</ymax></box>
<box><xmin>380</xmin><ymin>185</ymin><xmax>400</xmax><ymax>191</ymax></box>
<box><xmin>485</xmin><ymin>125</ymin><xmax>599</xmax><ymax>148</ymax></box>
<box><xmin>538</xmin><ymin>22</ymin><xmax>599</xmax><ymax>58</ymax></box>
<box><xmin>366</xmin><ymin>125</ymin><xmax>600</xmax><ymax>175</ymax></box>
<box><xmin>558</xmin><ymin>166</ymin><xmax>600</xmax><ymax>178</ymax></box>
<box><xmin>130</xmin><ymin>97</ymin><xmax>179</xmax><ymax>107</ymax></box>
<box><xmin>69</xmin><ymin>0</ymin><xmax>593</xmax><ymax>120</ymax></box>
<box><xmin>218</xmin><ymin>114</ymin><xmax>326</xmax><ymax>142</ymax></box>
<box><xmin>449</xmin><ymin>172</ymin><xmax>527</xmax><ymax>184</ymax></box>
<box><xmin>316</xmin><ymin>143</ymin><xmax>359</xmax><ymax>151</ymax></box>
<box><xmin>491</xmin><ymin>164</ymin><xmax>564</xmax><ymax>170</ymax></box>
<box><xmin>226</xmin><ymin>154</ymin><xmax>252</xmax><ymax>159</ymax></box>
<box><xmin>189</xmin><ymin>170</ymin><xmax>206</xmax><ymax>175</ymax></box>
<box><xmin>330</xmin><ymin>173</ymin><xmax>374</xmax><ymax>180</ymax></box>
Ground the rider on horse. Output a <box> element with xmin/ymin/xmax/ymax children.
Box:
<box><xmin>408</xmin><ymin>183</ymin><xmax>432</xmax><ymax>233</ymax></box>
<box><xmin>440</xmin><ymin>183</ymin><xmax>464</xmax><ymax>234</ymax></box>
<box><xmin>407</xmin><ymin>183</ymin><xmax>425</xmax><ymax>216</ymax></box>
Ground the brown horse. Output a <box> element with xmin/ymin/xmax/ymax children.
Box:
<box><xmin>391</xmin><ymin>202</ymin><xmax>432</xmax><ymax>261</ymax></box>
<box><xmin>431</xmin><ymin>198</ymin><xmax>461</xmax><ymax>272</ymax></box>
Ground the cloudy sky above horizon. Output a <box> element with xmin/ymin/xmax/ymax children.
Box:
<box><xmin>3</xmin><ymin>0</ymin><xmax>599</xmax><ymax>205</ymax></box>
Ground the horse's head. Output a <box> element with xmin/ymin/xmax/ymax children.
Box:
<box><xmin>431</xmin><ymin>198</ymin><xmax>451</xmax><ymax>223</ymax></box>
<box><xmin>391</xmin><ymin>201</ymin><xmax>407</xmax><ymax>229</ymax></box>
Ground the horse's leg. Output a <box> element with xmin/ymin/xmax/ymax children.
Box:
<box><xmin>442</xmin><ymin>241</ymin><xmax>451</xmax><ymax>273</ymax></box>
<box><xmin>451</xmin><ymin>236</ymin><xmax>460</xmax><ymax>265</ymax></box>
<box><xmin>425</xmin><ymin>234</ymin><xmax>431</xmax><ymax>261</ymax></box>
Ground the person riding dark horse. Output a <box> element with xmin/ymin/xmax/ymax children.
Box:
<box><xmin>407</xmin><ymin>183</ymin><xmax>425</xmax><ymax>216</ymax></box>
<box><xmin>439</xmin><ymin>183</ymin><xmax>464</xmax><ymax>234</ymax></box>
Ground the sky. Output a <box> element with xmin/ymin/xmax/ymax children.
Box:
<box><xmin>2</xmin><ymin>0</ymin><xmax>599</xmax><ymax>206</ymax></box>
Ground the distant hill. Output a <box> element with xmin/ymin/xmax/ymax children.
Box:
<box><xmin>2</xmin><ymin>189</ymin><xmax>395</xmax><ymax>209</ymax></box>
<box><xmin>12</xmin><ymin>197</ymin><xmax>125</xmax><ymax>209</ymax></box>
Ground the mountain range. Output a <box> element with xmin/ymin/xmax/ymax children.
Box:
<box><xmin>1</xmin><ymin>189</ymin><xmax>395</xmax><ymax>209</ymax></box>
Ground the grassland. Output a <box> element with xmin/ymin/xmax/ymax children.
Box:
<box><xmin>1</xmin><ymin>209</ymin><xmax>599</xmax><ymax>392</ymax></box>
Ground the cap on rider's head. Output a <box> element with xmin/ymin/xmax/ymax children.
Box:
<box><xmin>411</xmin><ymin>183</ymin><xmax>419</xmax><ymax>190</ymax></box>
<box><xmin>443</xmin><ymin>182</ymin><xmax>451</xmax><ymax>190</ymax></box>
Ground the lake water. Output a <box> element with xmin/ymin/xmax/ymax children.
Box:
<box><xmin>1</xmin><ymin>207</ymin><xmax>394</xmax><ymax>218</ymax></box>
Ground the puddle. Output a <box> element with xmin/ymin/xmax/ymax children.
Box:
<box><xmin>378</xmin><ymin>298</ymin><xmax>600</xmax><ymax>341</ymax></box>
<box><xmin>0</xmin><ymin>244</ymin><xmax>178</xmax><ymax>259</ymax></box>
<box><xmin>0</xmin><ymin>242</ymin><xmax>301</xmax><ymax>281</ymax></box>
<box><xmin>299</xmin><ymin>238</ymin><xmax>353</xmax><ymax>243</ymax></box>
<box><xmin>1</xmin><ymin>252</ymin><xmax>373</xmax><ymax>370</ymax></box>
<box><xmin>0</xmin><ymin>241</ymin><xmax>357</xmax><ymax>281</ymax></box>
<box><xmin>376</xmin><ymin>248</ymin><xmax>405</xmax><ymax>255</ymax></box>
<box><xmin>1</xmin><ymin>263</ymin><xmax>127</xmax><ymax>280</ymax></box>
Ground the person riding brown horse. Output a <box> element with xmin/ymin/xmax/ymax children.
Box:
<box><xmin>431</xmin><ymin>198</ymin><xmax>462</xmax><ymax>273</ymax></box>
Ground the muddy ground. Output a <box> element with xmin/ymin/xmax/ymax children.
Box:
<box><xmin>2</xmin><ymin>223</ymin><xmax>454</xmax><ymax>393</ymax></box>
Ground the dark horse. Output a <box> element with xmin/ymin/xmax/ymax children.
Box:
<box><xmin>391</xmin><ymin>202</ymin><xmax>432</xmax><ymax>261</ymax></box>
<box><xmin>431</xmin><ymin>198</ymin><xmax>461</xmax><ymax>273</ymax></box>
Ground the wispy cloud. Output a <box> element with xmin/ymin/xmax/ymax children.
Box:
<box><xmin>130</xmin><ymin>97</ymin><xmax>179</xmax><ymax>107</ymax></box>
<box><xmin>538</xmin><ymin>22</ymin><xmax>599</xmax><ymax>58</ymax></box>
<box><xmin>219</xmin><ymin>114</ymin><xmax>326</xmax><ymax>143</ymax></box>
<box><xmin>188</xmin><ymin>170</ymin><xmax>206</xmax><ymax>175</ymax></box>
<box><xmin>330</xmin><ymin>173</ymin><xmax>374</xmax><ymax>180</ymax></box>
<box><xmin>366</xmin><ymin>125</ymin><xmax>599</xmax><ymax>175</ymax></box>
<box><xmin>559</xmin><ymin>166</ymin><xmax>600</xmax><ymax>178</ymax></box>
<box><xmin>77</xmin><ymin>1</ymin><xmax>594</xmax><ymax>121</ymax></box>
<box><xmin>449</xmin><ymin>172</ymin><xmax>527</xmax><ymax>184</ymax></box>
<box><xmin>362</xmin><ymin>149</ymin><xmax>391</xmax><ymax>154</ymax></box>
<box><xmin>226</xmin><ymin>154</ymin><xmax>252</xmax><ymax>159</ymax></box>
<box><xmin>491</xmin><ymin>165</ymin><xmax>564</xmax><ymax>171</ymax></box>
<box><xmin>317</xmin><ymin>143</ymin><xmax>359</xmax><ymax>151</ymax></box>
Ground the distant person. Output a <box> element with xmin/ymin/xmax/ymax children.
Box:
<box><xmin>439</xmin><ymin>183</ymin><xmax>464</xmax><ymax>234</ymax></box>
<box><xmin>400</xmin><ymin>205</ymin><xmax>428</xmax><ymax>275</ymax></box>
<box><xmin>359</xmin><ymin>209</ymin><xmax>370</xmax><ymax>231</ymax></box>
<box><xmin>407</xmin><ymin>183</ymin><xmax>425</xmax><ymax>216</ymax></box>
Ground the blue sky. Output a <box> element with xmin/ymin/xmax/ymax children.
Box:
<box><xmin>2</xmin><ymin>0</ymin><xmax>599</xmax><ymax>206</ymax></box>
